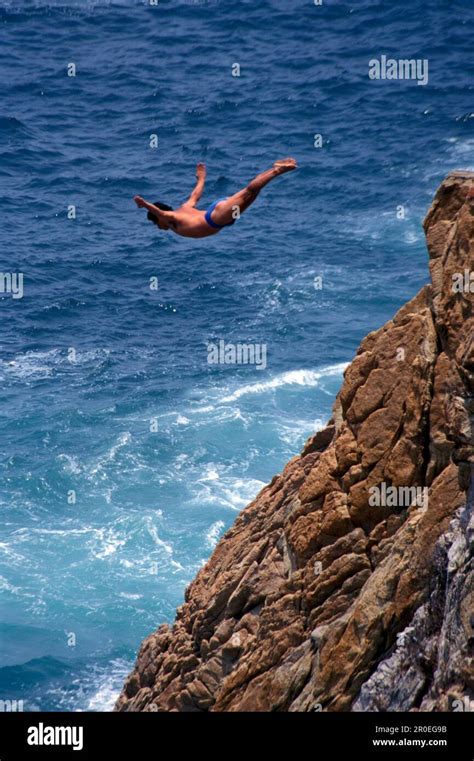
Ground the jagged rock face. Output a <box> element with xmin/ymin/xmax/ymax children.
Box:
<box><xmin>116</xmin><ymin>172</ymin><xmax>473</xmax><ymax>713</ymax></box>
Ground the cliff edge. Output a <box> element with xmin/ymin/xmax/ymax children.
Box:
<box><xmin>116</xmin><ymin>172</ymin><xmax>473</xmax><ymax>712</ymax></box>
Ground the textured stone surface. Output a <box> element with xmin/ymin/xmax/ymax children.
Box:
<box><xmin>116</xmin><ymin>172</ymin><xmax>473</xmax><ymax>712</ymax></box>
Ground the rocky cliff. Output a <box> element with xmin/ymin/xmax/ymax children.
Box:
<box><xmin>116</xmin><ymin>172</ymin><xmax>473</xmax><ymax>712</ymax></box>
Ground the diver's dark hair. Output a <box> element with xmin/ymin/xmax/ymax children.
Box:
<box><xmin>147</xmin><ymin>201</ymin><xmax>173</xmax><ymax>222</ymax></box>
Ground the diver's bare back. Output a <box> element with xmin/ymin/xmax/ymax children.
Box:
<box><xmin>134</xmin><ymin>158</ymin><xmax>297</xmax><ymax>239</ymax></box>
<box><xmin>163</xmin><ymin>206</ymin><xmax>216</xmax><ymax>239</ymax></box>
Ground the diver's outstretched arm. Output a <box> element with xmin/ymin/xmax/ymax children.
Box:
<box><xmin>134</xmin><ymin>196</ymin><xmax>175</xmax><ymax>222</ymax></box>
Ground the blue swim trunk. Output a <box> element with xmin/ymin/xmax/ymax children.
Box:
<box><xmin>204</xmin><ymin>198</ymin><xmax>235</xmax><ymax>229</ymax></box>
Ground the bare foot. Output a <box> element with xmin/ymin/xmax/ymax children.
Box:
<box><xmin>273</xmin><ymin>158</ymin><xmax>298</xmax><ymax>175</ymax></box>
<box><xmin>196</xmin><ymin>162</ymin><xmax>206</xmax><ymax>180</ymax></box>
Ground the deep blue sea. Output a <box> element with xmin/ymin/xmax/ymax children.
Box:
<box><xmin>0</xmin><ymin>0</ymin><xmax>472</xmax><ymax>711</ymax></box>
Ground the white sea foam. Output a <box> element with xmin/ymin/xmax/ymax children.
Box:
<box><xmin>220</xmin><ymin>364</ymin><xmax>347</xmax><ymax>403</ymax></box>
<box><xmin>91</xmin><ymin>528</ymin><xmax>126</xmax><ymax>560</ymax></box>
<box><xmin>47</xmin><ymin>657</ymin><xmax>134</xmax><ymax>713</ymax></box>
<box><xmin>277</xmin><ymin>419</ymin><xmax>323</xmax><ymax>448</ymax></box>
<box><xmin>85</xmin><ymin>662</ymin><xmax>132</xmax><ymax>712</ymax></box>
<box><xmin>89</xmin><ymin>432</ymin><xmax>132</xmax><ymax>475</ymax></box>
<box><xmin>448</xmin><ymin>137</ymin><xmax>474</xmax><ymax>163</ymax></box>
<box><xmin>457</xmin><ymin>138</ymin><xmax>474</xmax><ymax>149</ymax></box>
<box><xmin>1</xmin><ymin>351</ymin><xmax>58</xmax><ymax>379</ymax></box>
<box><xmin>24</xmin><ymin>527</ymin><xmax>96</xmax><ymax>536</ymax></box>
<box><xmin>404</xmin><ymin>229</ymin><xmax>422</xmax><ymax>244</ymax></box>
<box><xmin>192</xmin><ymin>475</ymin><xmax>266</xmax><ymax>511</ymax></box>
<box><xmin>205</xmin><ymin>520</ymin><xmax>225</xmax><ymax>549</ymax></box>
<box><xmin>58</xmin><ymin>454</ymin><xmax>82</xmax><ymax>475</ymax></box>
<box><xmin>0</xmin><ymin>541</ymin><xmax>25</xmax><ymax>563</ymax></box>
<box><xmin>137</xmin><ymin>517</ymin><xmax>184</xmax><ymax>572</ymax></box>
<box><xmin>145</xmin><ymin>520</ymin><xmax>173</xmax><ymax>556</ymax></box>
<box><xmin>192</xmin><ymin>405</ymin><xmax>215</xmax><ymax>414</ymax></box>
<box><xmin>199</xmin><ymin>465</ymin><xmax>220</xmax><ymax>482</ymax></box>
<box><xmin>0</xmin><ymin>575</ymin><xmax>22</xmax><ymax>595</ymax></box>
<box><xmin>0</xmin><ymin>348</ymin><xmax>111</xmax><ymax>382</ymax></box>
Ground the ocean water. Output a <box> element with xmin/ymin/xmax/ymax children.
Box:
<box><xmin>0</xmin><ymin>0</ymin><xmax>472</xmax><ymax>711</ymax></box>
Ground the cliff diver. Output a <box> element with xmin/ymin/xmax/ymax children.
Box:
<box><xmin>133</xmin><ymin>158</ymin><xmax>297</xmax><ymax>239</ymax></box>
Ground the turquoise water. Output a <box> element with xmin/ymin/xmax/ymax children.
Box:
<box><xmin>0</xmin><ymin>0</ymin><xmax>472</xmax><ymax>710</ymax></box>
